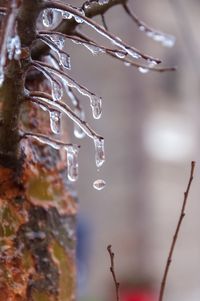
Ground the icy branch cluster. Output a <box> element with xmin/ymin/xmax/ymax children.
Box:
<box><xmin>0</xmin><ymin>0</ymin><xmax>175</xmax><ymax>189</ymax></box>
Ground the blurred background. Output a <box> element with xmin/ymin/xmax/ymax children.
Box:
<box><xmin>65</xmin><ymin>0</ymin><xmax>200</xmax><ymax>300</ymax></box>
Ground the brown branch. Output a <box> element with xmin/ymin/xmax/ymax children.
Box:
<box><xmin>158</xmin><ymin>161</ymin><xmax>196</xmax><ymax>301</ymax></box>
<box><xmin>107</xmin><ymin>245</ymin><xmax>120</xmax><ymax>301</ymax></box>
<box><xmin>75</xmin><ymin>31</ymin><xmax>176</xmax><ymax>73</ymax></box>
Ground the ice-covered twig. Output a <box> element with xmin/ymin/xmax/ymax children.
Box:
<box><xmin>123</xmin><ymin>3</ymin><xmax>176</xmax><ymax>48</ymax></box>
<box><xmin>21</xmin><ymin>131</ymin><xmax>76</xmax><ymax>149</ymax></box>
<box><xmin>28</xmin><ymin>91</ymin><xmax>102</xmax><ymax>141</ymax></box>
<box><xmin>158</xmin><ymin>161</ymin><xmax>195</xmax><ymax>301</ymax></box>
<box><xmin>38</xmin><ymin>30</ymin><xmax>127</xmax><ymax>57</ymax></box>
<box><xmin>31</xmin><ymin>60</ymin><xmax>103</xmax><ymax>119</ymax></box>
<box><xmin>43</xmin><ymin>1</ymin><xmax>161</xmax><ymax>63</ymax></box>
<box><xmin>75</xmin><ymin>31</ymin><xmax>176</xmax><ymax>73</ymax></box>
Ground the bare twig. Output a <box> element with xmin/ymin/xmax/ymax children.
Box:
<box><xmin>158</xmin><ymin>161</ymin><xmax>196</xmax><ymax>301</ymax></box>
<box><xmin>107</xmin><ymin>245</ymin><xmax>120</xmax><ymax>301</ymax></box>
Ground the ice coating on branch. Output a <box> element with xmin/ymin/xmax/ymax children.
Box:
<box><xmin>84</xmin><ymin>43</ymin><xmax>105</xmax><ymax>55</ymax></box>
<box><xmin>74</xmin><ymin>108</ymin><xmax>86</xmax><ymax>139</ymax></box>
<box><xmin>139</xmin><ymin>26</ymin><xmax>176</xmax><ymax>48</ymax></box>
<box><xmin>65</xmin><ymin>145</ymin><xmax>79</xmax><ymax>181</ymax></box>
<box><xmin>7</xmin><ymin>35</ymin><xmax>21</xmax><ymax>60</ymax></box>
<box><xmin>93</xmin><ymin>179</ymin><xmax>106</xmax><ymax>190</ymax></box>
<box><xmin>40</xmin><ymin>35</ymin><xmax>71</xmax><ymax>70</ymax></box>
<box><xmin>49</xmin><ymin>110</ymin><xmax>61</xmax><ymax>134</ymax></box>
<box><xmin>94</xmin><ymin>137</ymin><xmax>105</xmax><ymax>167</ymax></box>
<box><xmin>98</xmin><ymin>0</ymin><xmax>109</xmax><ymax>5</ymax></box>
<box><xmin>138</xmin><ymin>59</ymin><xmax>158</xmax><ymax>74</ymax></box>
<box><xmin>27</xmin><ymin>134</ymin><xmax>61</xmax><ymax>150</ymax></box>
<box><xmin>42</xmin><ymin>8</ymin><xmax>55</xmax><ymax>27</ymax></box>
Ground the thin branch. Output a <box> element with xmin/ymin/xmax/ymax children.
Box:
<box><xmin>31</xmin><ymin>0</ymin><xmax>128</xmax><ymax>59</ymax></box>
<box><xmin>75</xmin><ymin>31</ymin><xmax>176</xmax><ymax>73</ymax></box>
<box><xmin>21</xmin><ymin>131</ymin><xmax>76</xmax><ymax>149</ymax></box>
<box><xmin>158</xmin><ymin>161</ymin><xmax>196</xmax><ymax>301</ymax></box>
<box><xmin>38</xmin><ymin>31</ymin><xmax>127</xmax><ymax>57</ymax></box>
<box><xmin>43</xmin><ymin>0</ymin><xmax>161</xmax><ymax>64</ymax></box>
<box><xmin>123</xmin><ymin>3</ymin><xmax>175</xmax><ymax>47</ymax></box>
<box><xmin>27</xmin><ymin>91</ymin><xmax>102</xmax><ymax>141</ymax></box>
<box><xmin>107</xmin><ymin>245</ymin><xmax>120</xmax><ymax>301</ymax></box>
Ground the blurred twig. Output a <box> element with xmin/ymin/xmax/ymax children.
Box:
<box><xmin>158</xmin><ymin>161</ymin><xmax>196</xmax><ymax>301</ymax></box>
<box><xmin>107</xmin><ymin>245</ymin><xmax>120</xmax><ymax>301</ymax></box>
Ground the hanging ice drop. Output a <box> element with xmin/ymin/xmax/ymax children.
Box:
<box><xmin>66</xmin><ymin>146</ymin><xmax>79</xmax><ymax>182</ymax></box>
<box><xmin>94</xmin><ymin>137</ymin><xmax>105</xmax><ymax>167</ymax></box>
<box><xmin>59</xmin><ymin>52</ymin><xmax>71</xmax><ymax>70</ymax></box>
<box><xmin>90</xmin><ymin>95</ymin><xmax>102</xmax><ymax>119</ymax></box>
<box><xmin>42</xmin><ymin>8</ymin><xmax>54</xmax><ymax>27</ymax></box>
<box><xmin>93</xmin><ymin>179</ymin><xmax>106</xmax><ymax>190</ymax></box>
<box><xmin>49</xmin><ymin>110</ymin><xmax>61</xmax><ymax>134</ymax></box>
<box><xmin>51</xmin><ymin>79</ymin><xmax>63</xmax><ymax>101</ymax></box>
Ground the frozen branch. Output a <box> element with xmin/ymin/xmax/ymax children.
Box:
<box><xmin>158</xmin><ymin>161</ymin><xmax>196</xmax><ymax>301</ymax></box>
<box><xmin>27</xmin><ymin>91</ymin><xmax>102</xmax><ymax>141</ymax></box>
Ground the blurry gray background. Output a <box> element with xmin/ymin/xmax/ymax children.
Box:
<box><xmin>65</xmin><ymin>1</ymin><xmax>200</xmax><ymax>300</ymax></box>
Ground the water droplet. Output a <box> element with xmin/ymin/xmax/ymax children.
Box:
<box><xmin>66</xmin><ymin>145</ymin><xmax>79</xmax><ymax>182</ymax></box>
<box><xmin>42</xmin><ymin>8</ymin><xmax>54</xmax><ymax>27</ymax></box>
<box><xmin>49</xmin><ymin>110</ymin><xmax>61</xmax><ymax>134</ymax></box>
<box><xmin>162</xmin><ymin>35</ymin><xmax>176</xmax><ymax>48</ymax></box>
<box><xmin>138</xmin><ymin>66</ymin><xmax>149</xmax><ymax>74</ymax></box>
<box><xmin>94</xmin><ymin>137</ymin><xmax>105</xmax><ymax>167</ymax></box>
<box><xmin>90</xmin><ymin>95</ymin><xmax>102</xmax><ymax>119</ymax></box>
<box><xmin>115</xmin><ymin>51</ymin><xmax>126</xmax><ymax>59</ymax></box>
<box><xmin>93</xmin><ymin>179</ymin><xmax>106</xmax><ymax>190</ymax></box>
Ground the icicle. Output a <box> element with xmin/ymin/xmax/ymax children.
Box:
<box><xmin>49</xmin><ymin>110</ymin><xmax>61</xmax><ymax>134</ymax></box>
<box><xmin>65</xmin><ymin>145</ymin><xmax>79</xmax><ymax>182</ymax></box>
<box><xmin>94</xmin><ymin>137</ymin><xmax>105</xmax><ymax>167</ymax></box>
<box><xmin>59</xmin><ymin>52</ymin><xmax>71</xmax><ymax>69</ymax></box>
<box><xmin>90</xmin><ymin>95</ymin><xmax>102</xmax><ymax>119</ymax></box>
<box><xmin>74</xmin><ymin>108</ymin><xmax>85</xmax><ymax>139</ymax></box>
<box><xmin>49</xmin><ymin>34</ymin><xmax>65</xmax><ymax>50</ymax></box>
<box><xmin>40</xmin><ymin>35</ymin><xmax>71</xmax><ymax>70</ymax></box>
<box><xmin>42</xmin><ymin>8</ymin><xmax>55</xmax><ymax>27</ymax></box>
<box><xmin>93</xmin><ymin>179</ymin><xmax>106</xmax><ymax>190</ymax></box>
<box><xmin>51</xmin><ymin>79</ymin><xmax>63</xmax><ymax>101</ymax></box>
<box><xmin>7</xmin><ymin>35</ymin><xmax>21</xmax><ymax>60</ymax></box>
<box><xmin>0</xmin><ymin>65</ymin><xmax>4</xmax><ymax>87</ymax></box>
